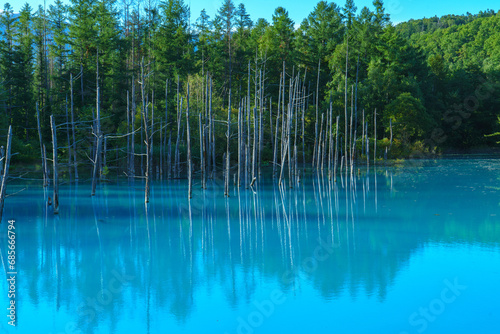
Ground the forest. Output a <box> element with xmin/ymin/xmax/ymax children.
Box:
<box><xmin>0</xmin><ymin>0</ymin><xmax>499</xmax><ymax>183</ymax></box>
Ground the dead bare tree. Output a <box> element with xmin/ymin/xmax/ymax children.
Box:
<box><xmin>50</xmin><ymin>117</ymin><xmax>59</xmax><ymax>214</ymax></box>
<box><xmin>36</xmin><ymin>103</ymin><xmax>48</xmax><ymax>186</ymax></box>
<box><xmin>0</xmin><ymin>126</ymin><xmax>13</xmax><ymax>220</ymax></box>
<box><xmin>225</xmin><ymin>89</ymin><xmax>232</xmax><ymax>197</ymax></box>
<box><xmin>374</xmin><ymin>108</ymin><xmax>377</xmax><ymax>164</ymax></box>
<box><xmin>187</xmin><ymin>83</ymin><xmax>192</xmax><ymax>199</ymax></box>
<box><xmin>91</xmin><ymin>87</ymin><xmax>102</xmax><ymax>196</ymax></box>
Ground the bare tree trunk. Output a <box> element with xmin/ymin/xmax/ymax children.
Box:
<box><xmin>199</xmin><ymin>114</ymin><xmax>204</xmax><ymax>188</ymax></box>
<box><xmin>225</xmin><ymin>89</ymin><xmax>231</xmax><ymax>196</ymax></box>
<box><xmin>294</xmin><ymin>144</ymin><xmax>298</xmax><ymax>185</ymax></box>
<box><xmin>70</xmin><ymin>74</ymin><xmax>78</xmax><ymax>179</ymax></box>
<box><xmin>281</xmin><ymin>62</ymin><xmax>286</xmax><ymax>161</ymax></box>
<box><xmin>278</xmin><ymin>121</ymin><xmax>289</xmax><ymax>187</ymax></box>
<box><xmin>374</xmin><ymin>108</ymin><xmax>377</xmax><ymax>164</ymax></box>
<box><xmin>187</xmin><ymin>84</ymin><xmax>192</xmax><ymax>199</ymax></box>
<box><xmin>207</xmin><ymin>76</ymin><xmax>212</xmax><ymax>178</ymax></box>
<box><xmin>252</xmin><ymin>61</ymin><xmax>257</xmax><ymax>182</ymax></box>
<box><xmin>349</xmin><ymin>85</ymin><xmax>354</xmax><ymax>172</ymax></box>
<box><xmin>237</xmin><ymin>102</ymin><xmax>241</xmax><ymax>187</ymax></box>
<box><xmin>301</xmin><ymin>87</ymin><xmax>305</xmax><ymax>171</ymax></box>
<box><xmin>292</xmin><ymin>74</ymin><xmax>299</xmax><ymax>182</ymax></box>
<box><xmin>361</xmin><ymin>109</ymin><xmax>365</xmax><ymax>156</ymax></box>
<box><xmin>36</xmin><ymin>103</ymin><xmax>48</xmax><ymax>186</ymax></box>
<box><xmin>247</xmin><ymin>63</ymin><xmax>251</xmax><ymax>187</ymax></box>
<box><xmin>287</xmin><ymin>78</ymin><xmax>293</xmax><ymax>188</ymax></box>
<box><xmin>334</xmin><ymin>116</ymin><xmax>339</xmax><ymax>182</ymax></box>
<box><xmin>355</xmin><ymin>55</ymin><xmax>359</xmax><ymax>132</ymax></box>
<box><xmin>140</xmin><ymin>108</ymin><xmax>144</xmax><ymax>175</ymax></box>
<box><xmin>175</xmin><ymin>94</ymin><xmax>182</xmax><ymax>179</ymax></box>
<box><xmin>259</xmin><ymin>99</ymin><xmax>263</xmax><ymax>176</ymax></box>
<box><xmin>160</xmin><ymin>120</ymin><xmax>163</xmax><ymax>180</ymax></box>
<box><xmin>0</xmin><ymin>147</ymin><xmax>4</xmax><ymax>177</ymax></box>
<box><xmin>293</xmin><ymin>77</ymin><xmax>299</xmax><ymax>183</ymax></box>
<box><xmin>164</xmin><ymin>79</ymin><xmax>168</xmax><ymax>178</ymax></box>
<box><xmin>210</xmin><ymin>78</ymin><xmax>215</xmax><ymax>178</ymax></box>
<box><xmin>222</xmin><ymin>153</ymin><xmax>226</xmax><ymax>187</ymax></box>
<box><xmin>278</xmin><ymin>74</ymin><xmax>289</xmax><ymax>187</ymax></box>
<box><xmin>246</xmin><ymin>100</ymin><xmax>250</xmax><ymax>188</ymax></box>
<box><xmin>317</xmin><ymin>112</ymin><xmax>323</xmax><ymax>172</ymax></box>
<box><xmin>328</xmin><ymin>98</ymin><xmax>332</xmax><ymax>179</ymax></box>
<box><xmin>269</xmin><ymin>98</ymin><xmax>273</xmax><ymax>158</ymax></box>
<box><xmin>252</xmin><ymin>106</ymin><xmax>257</xmax><ymax>181</ymax></box>
<box><xmin>344</xmin><ymin>37</ymin><xmax>349</xmax><ymax>173</ymax></box>
<box><xmin>313</xmin><ymin>59</ymin><xmax>320</xmax><ymax>169</ymax></box>
<box><xmin>351</xmin><ymin>129</ymin><xmax>356</xmax><ymax>177</ymax></box>
<box><xmin>43</xmin><ymin>144</ymin><xmax>49</xmax><ymax>187</ymax></box>
<box><xmin>167</xmin><ymin>134</ymin><xmax>172</xmax><ymax>179</ymax></box>
<box><xmin>366</xmin><ymin>122</ymin><xmax>369</xmax><ymax>167</ymax></box>
<box><xmin>131</xmin><ymin>79</ymin><xmax>136</xmax><ymax>176</ymax></box>
<box><xmin>150</xmin><ymin>90</ymin><xmax>155</xmax><ymax>179</ymax></box>
<box><xmin>91</xmin><ymin>87</ymin><xmax>102</xmax><ymax>197</ymax></box>
<box><xmin>127</xmin><ymin>90</ymin><xmax>130</xmax><ymax>174</ymax></box>
<box><xmin>139</xmin><ymin>59</ymin><xmax>151</xmax><ymax>203</ymax></box>
<box><xmin>91</xmin><ymin>108</ymin><xmax>96</xmax><ymax>161</ymax></box>
<box><xmin>144</xmin><ymin>104</ymin><xmax>150</xmax><ymax>203</ymax></box>
<box><xmin>50</xmin><ymin>117</ymin><xmax>59</xmax><ymax>214</ymax></box>
<box><xmin>102</xmin><ymin>136</ymin><xmax>107</xmax><ymax>179</ymax></box>
<box><xmin>320</xmin><ymin>113</ymin><xmax>325</xmax><ymax>171</ymax></box>
<box><xmin>0</xmin><ymin>126</ymin><xmax>13</xmax><ymax>220</ymax></box>
<box><xmin>259</xmin><ymin>70</ymin><xmax>265</xmax><ymax>177</ymax></box>
<box><xmin>65</xmin><ymin>96</ymin><xmax>72</xmax><ymax>179</ymax></box>
<box><xmin>273</xmin><ymin>73</ymin><xmax>281</xmax><ymax>178</ymax></box>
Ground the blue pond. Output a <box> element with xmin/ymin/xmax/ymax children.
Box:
<box><xmin>1</xmin><ymin>159</ymin><xmax>499</xmax><ymax>333</ymax></box>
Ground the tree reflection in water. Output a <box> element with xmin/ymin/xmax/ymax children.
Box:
<box><xmin>2</xmin><ymin>159</ymin><xmax>500</xmax><ymax>333</ymax></box>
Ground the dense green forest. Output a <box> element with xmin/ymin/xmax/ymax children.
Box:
<box><xmin>0</xmin><ymin>0</ymin><xmax>499</xmax><ymax>178</ymax></box>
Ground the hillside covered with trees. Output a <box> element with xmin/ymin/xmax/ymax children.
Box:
<box><xmin>0</xmin><ymin>0</ymin><xmax>499</xmax><ymax>177</ymax></box>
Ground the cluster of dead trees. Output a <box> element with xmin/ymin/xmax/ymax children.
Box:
<box><xmin>27</xmin><ymin>53</ymin><xmax>389</xmax><ymax>214</ymax></box>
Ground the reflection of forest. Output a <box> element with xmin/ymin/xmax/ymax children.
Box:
<box><xmin>5</xmin><ymin>160</ymin><xmax>500</xmax><ymax>331</ymax></box>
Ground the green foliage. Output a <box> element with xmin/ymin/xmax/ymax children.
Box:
<box><xmin>155</xmin><ymin>0</ymin><xmax>192</xmax><ymax>83</ymax></box>
<box><xmin>384</xmin><ymin>93</ymin><xmax>435</xmax><ymax>144</ymax></box>
<box><xmin>395</xmin><ymin>11</ymin><xmax>500</xmax><ymax>149</ymax></box>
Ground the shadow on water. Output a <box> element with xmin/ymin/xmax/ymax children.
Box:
<box><xmin>0</xmin><ymin>159</ymin><xmax>499</xmax><ymax>332</ymax></box>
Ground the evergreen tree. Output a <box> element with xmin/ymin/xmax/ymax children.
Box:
<box><xmin>216</xmin><ymin>0</ymin><xmax>236</xmax><ymax>101</ymax></box>
<box><xmin>68</xmin><ymin>0</ymin><xmax>98</xmax><ymax>106</ymax></box>
<box><xmin>233</xmin><ymin>3</ymin><xmax>252</xmax><ymax>100</ymax></box>
<box><xmin>262</xmin><ymin>6</ymin><xmax>295</xmax><ymax>93</ymax></box>
<box><xmin>268</xmin><ymin>7</ymin><xmax>295</xmax><ymax>64</ymax></box>
<box><xmin>154</xmin><ymin>0</ymin><xmax>191</xmax><ymax>82</ymax></box>
<box><xmin>34</xmin><ymin>5</ymin><xmax>51</xmax><ymax>117</ymax></box>
<box><xmin>343</xmin><ymin>0</ymin><xmax>357</xmax><ymax>28</ymax></box>
<box><xmin>48</xmin><ymin>0</ymin><xmax>69</xmax><ymax>109</ymax></box>
<box><xmin>296</xmin><ymin>1</ymin><xmax>343</xmax><ymax>102</ymax></box>
<box><xmin>195</xmin><ymin>9</ymin><xmax>211</xmax><ymax>75</ymax></box>
<box><xmin>14</xmin><ymin>4</ymin><xmax>35</xmax><ymax>140</ymax></box>
<box><xmin>95</xmin><ymin>0</ymin><xmax>123</xmax><ymax>122</ymax></box>
<box><xmin>0</xmin><ymin>3</ymin><xmax>17</xmax><ymax>122</ymax></box>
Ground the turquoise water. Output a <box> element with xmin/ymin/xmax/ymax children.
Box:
<box><xmin>1</xmin><ymin>159</ymin><xmax>499</xmax><ymax>333</ymax></box>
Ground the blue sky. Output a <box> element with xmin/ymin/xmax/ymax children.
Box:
<box><xmin>2</xmin><ymin>0</ymin><xmax>499</xmax><ymax>26</ymax></box>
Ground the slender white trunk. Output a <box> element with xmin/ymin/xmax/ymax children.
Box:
<box><xmin>187</xmin><ymin>84</ymin><xmax>192</xmax><ymax>199</ymax></box>
<box><xmin>0</xmin><ymin>126</ymin><xmax>13</xmax><ymax>219</ymax></box>
<box><xmin>50</xmin><ymin>117</ymin><xmax>59</xmax><ymax>214</ymax></box>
